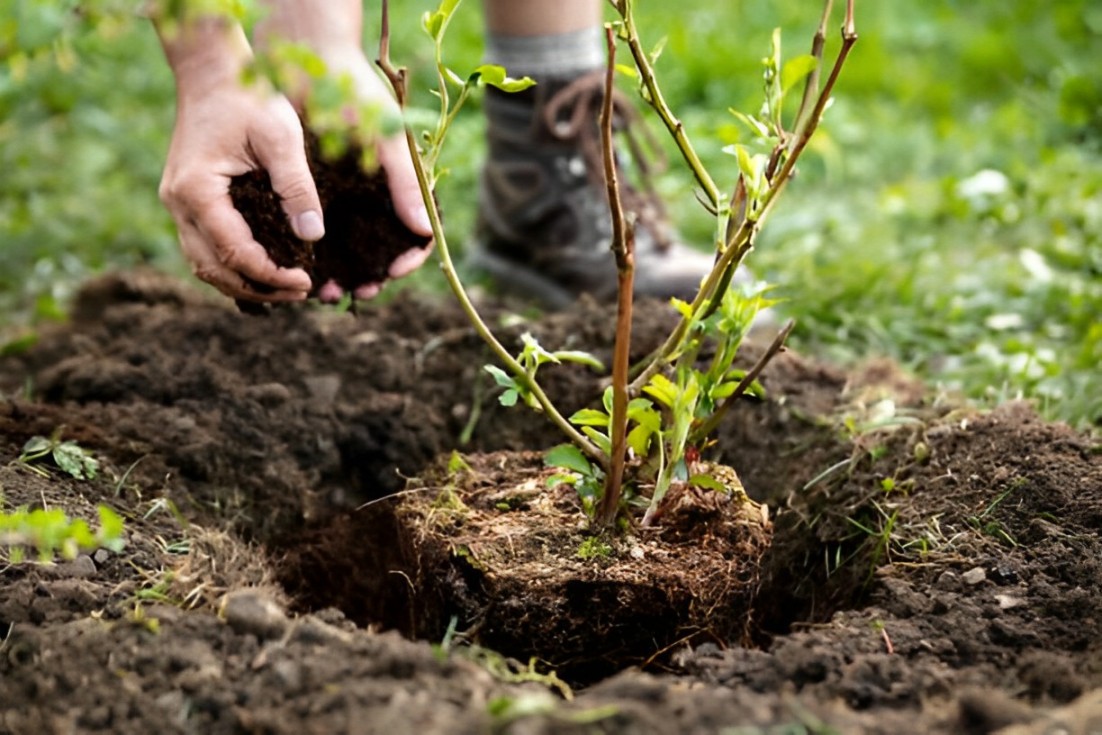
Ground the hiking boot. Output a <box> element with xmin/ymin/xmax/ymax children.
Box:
<box><xmin>470</xmin><ymin>74</ymin><xmax>719</xmax><ymax>308</ymax></box>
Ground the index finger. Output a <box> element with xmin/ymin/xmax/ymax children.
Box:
<box><xmin>193</xmin><ymin>193</ymin><xmax>312</xmax><ymax>293</ymax></box>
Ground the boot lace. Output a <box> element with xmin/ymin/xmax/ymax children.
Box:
<box><xmin>540</xmin><ymin>70</ymin><xmax>675</xmax><ymax>251</ymax></box>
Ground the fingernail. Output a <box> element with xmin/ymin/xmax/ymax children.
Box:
<box><xmin>412</xmin><ymin>206</ymin><xmax>433</xmax><ymax>236</ymax></box>
<box><xmin>292</xmin><ymin>211</ymin><xmax>325</xmax><ymax>242</ymax></box>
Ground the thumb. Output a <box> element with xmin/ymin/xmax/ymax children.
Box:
<box><xmin>268</xmin><ymin>153</ymin><xmax>325</xmax><ymax>242</ymax></box>
<box><xmin>252</xmin><ymin>111</ymin><xmax>326</xmax><ymax>242</ymax></box>
<box><xmin>378</xmin><ymin>135</ymin><xmax>433</xmax><ymax>238</ymax></box>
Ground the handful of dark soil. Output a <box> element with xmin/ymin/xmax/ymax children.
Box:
<box><xmin>229</xmin><ymin>131</ymin><xmax>431</xmax><ymax>297</ymax></box>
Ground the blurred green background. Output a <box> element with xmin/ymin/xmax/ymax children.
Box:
<box><xmin>2</xmin><ymin>1</ymin><xmax>1099</xmax><ymax>426</ymax></box>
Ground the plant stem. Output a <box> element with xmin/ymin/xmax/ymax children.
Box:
<box><xmin>596</xmin><ymin>25</ymin><xmax>634</xmax><ymax>528</ymax></box>
<box><xmin>628</xmin><ymin>4</ymin><xmax>856</xmax><ymax>396</ymax></box>
<box><xmin>614</xmin><ymin>0</ymin><xmax>720</xmax><ymax>210</ymax></box>
<box><xmin>376</xmin><ymin>0</ymin><xmax>605</xmax><ymax>466</ymax></box>
<box><xmin>758</xmin><ymin>0</ymin><xmax>857</xmax><ymax>222</ymax></box>
<box><xmin>377</xmin><ymin>0</ymin><xmax>406</xmax><ymax>105</ymax></box>
<box><xmin>691</xmin><ymin>319</ymin><xmax>795</xmax><ymax>443</ymax></box>
<box><xmin>792</xmin><ymin>0</ymin><xmax>833</xmax><ymax>141</ymax></box>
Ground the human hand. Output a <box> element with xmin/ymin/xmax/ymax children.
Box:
<box><xmin>158</xmin><ymin>14</ymin><xmax>434</xmax><ymax>304</ymax></box>
<box><xmin>161</xmin><ymin>86</ymin><xmax>327</xmax><ymax>302</ymax></box>
<box><xmin>158</xmin><ymin>19</ymin><xmax>318</xmax><ymax>302</ymax></box>
<box><xmin>292</xmin><ymin>49</ymin><xmax>435</xmax><ymax>303</ymax></box>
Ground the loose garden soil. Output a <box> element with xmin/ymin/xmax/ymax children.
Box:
<box><xmin>229</xmin><ymin>131</ymin><xmax>431</xmax><ymax>302</ymax></box>
<box><xmin>1</xmin><ymin>269</ymin><xmax>1100</xmax><ymax>734</ymax></box>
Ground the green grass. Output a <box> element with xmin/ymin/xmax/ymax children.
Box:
<box><xmin>1</xmin><ymin>1</ymin><xmax>1099</xmax><ymax>427</ymax></box>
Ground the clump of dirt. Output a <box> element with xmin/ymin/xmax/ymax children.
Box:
<box><xmin>281</xmin><ymin>451</ymin><xmax>771</xmax><ymax>682</ymax></box>
<box><xmin>229</xmin><ymin>130</ymin><xmax>430</xmax><ymax>295</ymax></box>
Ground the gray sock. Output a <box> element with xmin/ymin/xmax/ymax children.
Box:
<box><xmin>484</xmin><ymin>26</ymin><xmax>603</xmax><ymax>81</ymax></box>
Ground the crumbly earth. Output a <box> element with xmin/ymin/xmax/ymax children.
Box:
<box><xmin>0</xmin><ymin>270</ymin><xmax>1100</xmax><ymax>735</ymax></box>
<box><xmin>229</xmin><ymin>132</ymin><xmax>431</xmax><ymax>298</ymax></box>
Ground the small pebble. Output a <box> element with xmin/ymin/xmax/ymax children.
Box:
<box><xmin>936</xmin><ymin>570</ymin><xmax>958</xmax><ymax>588</ymax></box>
<box><xmin>45</xmin><ymin>555</ymin><xmax>97</xmax><ymax>579</ymax></box>
<box><xmin>221</xmin><ymin>590</ymin><xmax>289</xmax><ymax>640</ymax></box>
<box><xmin>995</xmin><ymin>594</ymin><xmax>1025</xmax><ymax>610</ymax></box>
<box><xmin>289</xmin><ymin>616</ymin><xmax>353</xmax><ymax>646</ymax></box>
<box><xmin>154</xmin><ymin>691</ymin><xmax>187</xmax><ymax>723</ymax></box>
<box><xmin>303</xmin><ymin>375</ymin><xmax>341</xmax><ymax>404</ymax></box>
<box><xmin>93</xmin><ymin>548</ymin><xmax>111</xmax><ymax>566</ymax></box>
<box><xmin>962</xmin><ymin>567</ymin><xmax>987</xmax><ymax>586</ymax></box>
<box><xmin>271</xmin><ymin>659</ymin><xmax>303</xmax><ymax>690</ymax></box>
<box><xmin>245</xmin><ymin>382</ymin><xmax>293</xmax><ymax>407</ymax></box>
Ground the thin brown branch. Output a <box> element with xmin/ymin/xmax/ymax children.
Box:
<box><xmin>630</xmin><ymin>7</ymin><xmax>857</xmax><ymax>394</ymax></box>
<box><xmin>792</xmin><ymin>0</ymin><xmax>833</xmax><ymax>139</ymax></box>
<box><xmin>759</xmin><ymin>2</ymin><xmax>858</xmax><ymax>219</ymax></box>
<box><xmin>597</xmin><ymin>25</ymin><xmax>634</xmax><ymax>527</ymax></box>
<box><xmin>375</xmin><ymin>0</ymin><xmax>406</xmax><ymax>105</ymax></box>
<box><xmin>614</xmin><ymin>0</ymin><xmax>721</xmax><ymax>208</ymax></box>
<box><xmin>375</xmin><ymin>0</ymin><xmax>605</xmax><ymax>466</ymax></box>
<box><xmin>692</xmin><ymin>319</ymin><xmax>795</xmax><ymax>443</ymax></box>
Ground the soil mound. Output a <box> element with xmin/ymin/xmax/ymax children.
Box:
<box><xmin>1</xmin><ymin>270</ymin><xmax>1099</xmax><ymax>734</ymax></box>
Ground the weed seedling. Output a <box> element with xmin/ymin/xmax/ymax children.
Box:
<box><xmin>18</xmin><ymin>431</ymin><xmax>99</xmax><ymax>480</ymax></box>
<box><xmin>0</xmin><ymin>504</ymin><xmax>125</xmax><ymax>564</ymax></box>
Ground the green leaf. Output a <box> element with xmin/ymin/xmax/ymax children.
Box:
<box><xmin>614</xmin><ymin>63</ymin><xmax>637</xmax><ymax>79</ymax></box>
<box><xmin>602</xmin><ymin>386</ymin><xmax>614</xmax><ymax>413</ymax></box>
<box><xmin>551</xmin><ymin>350</ymin><xmax>605</xmax><ymax>372</ymax></box>
<box><xmin>627</xmin><ymin>404</ymin><xmax>662</xmax><ymax>433</ymax></box>
<box><xmin>499</xmin><ymin>389</ymin><xmax>519</xmax><ymax>407</ymax></box>
<box><xmin>744</xmin><ymin>379</ymin><xmax>766</xmax><ymax>400</ymax></box>
<box><xmin>422</xmin><ymin>11</ymin><xmax>444</xmax><ymax>41</ymax></box>
<box><xmin>669</xmin><ymin>298</ymin><xmax>693</xmax><ymax>318</ymax></box>
<box><xmin>545</xmin><ymin>444</ymin><xmax>593</xmax><ymax>475</ymax></box>
<box><xmin>444</xmin><ymin>66</ymin><xmax>465</xmax><ymax>88</ymax></box>
<box><xmin>519</xmin><ymin>333</ymin><xmax>558</xmax><ymax>368</ymax></box>
<box><xmin>52</xmin><ymin>440</ymin><xmax>98</xmax><ymax>480</ymax></box>
<box><xmin>423</xmin><ymin>0</ymin><xmax>462</xmax><ymax>42</ymax></box>
<box><xmin>0</xmin><ymin>332</ymin><xmax>37</xmax><ymax>357</ymax></box>
<box><xmin>569</xmin><ymin>408</ymin><xmax>611</xmax><ymax>427</ymax></box>
<box><xmin>470</xmin><ymin>64</ymin><xmax>536</xmax><ymax>93</ymax></box>
<box><xmin>96</xmin><ymin>505</ymin><xmax>126</xmax><ymax>551</ymax></box>
<box><xmin>20</xmin><ymin>435</ymin><xmax>52</xmax><ymax>460</ymax></box>
<box><xmin>643</xmin><ymin>374</ymin><xmax>678</xmax><ymax>408</ymax></box>
<box><xmin>546</xmin><ymin>473</ymin><xmax>577</xmax><ymax>488</ymax></box>
<box><xmin>438</xmin><ymin>0</ymin><xmax>462</xmax><ymax>21</ymax></box>
<box><xmin>733</xmin><ymin>144</ymin><xmax>758</xmax><ymax>183</ymax></box>
<box><xmin>712</xmin><ymin>380</ymin><xmax>739</xmax><ymax>399</ymax></box>
<box><xmin>484</xmin><ymin>364</ymin><xmax>518</xmax><ymax>389</ymax></box>
<box><xmin>781</xmin><ymin>54</ymin><xmax>818</xmax><ymax>95</ymax></box>
<box><xmin>689</xmin><ymin>474</ymin><xmax>726</xmax><ymax>492</ymax></box>
<box><xmin>581</xmin><ymin>427</ymin><xmax>612</xmax><ymax>455</ymax></box>
<box><xmin>648</xmin><ymin>35</ymin><xmax>668</xmax><ymax>65</ymax></box>
<box><xmin>627</xmin><ymin>424</ymin><xmax>653</xmax><ymax>457</ymax></box>
<box><xmin>68</xmin><ymin>519</ymin><xmax>96</xmax><ymax>551</ymax></box>
<box><xmin>447</xmin><ymin>450</ymin><xmax>472</xmax><ymax>475</ymax></box>
<box><xmin>728</xmin><ymin>109</ymin><xmax>772</xmax><ymax>139</ymax></box>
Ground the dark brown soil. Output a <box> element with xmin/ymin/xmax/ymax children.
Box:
<box><xmin>229</xmin><ymin>131</ymin><xmax>430</xmax><ymax>295</ymax></box>
<box><xmin>280</xmin><ymin>451</ymin><xmax>771</xmax><ymax>683</ymax></box>
<box><xmin>1</xmin><ymin>270</ymin><xmax>1100</xmax><ymax>734</ymax></box>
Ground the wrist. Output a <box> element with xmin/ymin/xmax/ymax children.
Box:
<box><xmin>254</xmin><ymin>0</ymin><xmax>364</xmax><ymax>60</ymax></box>
<box><xmin>158</xmin><ymin>15</ymin><xmax>253</xmax><ymax>94</ymax></box>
